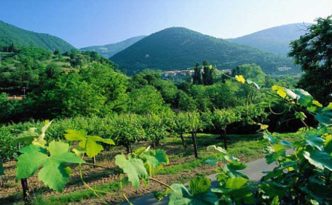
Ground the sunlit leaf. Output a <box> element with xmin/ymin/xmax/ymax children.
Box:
<box><xmin>272</xmin><ymin>85</ymin><xmax>287</xmax><ymax>98</ymax></box>
<box><xmin>235</xmin><ymin>75</ymin><xmax>246</xmax><ymax>84</ymax></box>
<box><xmin>303</xmin><ymin>150</ymin><xmax>332</xmax><ymax>171</ymax></box>
<box><xmin>115</xmin><ymin>154</ymin><xmax>148</xmax><ymax>189</ymax></box>
<box><xmin>65</xmin><ymin>130</ymin><xmax>114</xmax><ymax>158</ymax></box>
<box><xmin>225</xmin><ymin>177</ymin><xmax>248</xmax><ymax>189</ymax></box>
<box><xmin>312</xmin><ymin>100</ymin><xmax>323</xmax><ymax>108</ymax></box>
<box><xmin>16</xmin><ymin>141</ymin><xmax>84</xmax><ymax>192</ymax></box>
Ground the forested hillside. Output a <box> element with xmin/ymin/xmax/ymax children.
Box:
<box><xmin>0</xmin><ymin>20</ymin><xmax>75</xmax><ymax>52</ymax></box>
<box><xmin>229</xmin><ymin>23</ymin><xmax>311</xmax><ymax>56</ymax></box>
<box><xmin>111</xmin><ymin>27</ymin><xmax>298</xmax><ymax>75</ymax></box>
<box><xmin>81</xmin><ymin>35</ymin><xmax>145</xmax><ymax>58</ymax></box>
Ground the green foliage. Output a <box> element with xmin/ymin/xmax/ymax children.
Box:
<box><xmin>168</xmin><ymin>176</ymin><xmax>219</xmax><ymax>205</ymax></box>
<box><xmin>115</xmin><ymin>154</ymin><xmax>148</xmax><ymax>189</ymax></box>
<box><xmin>259</xmin><ymin>130</ymin><xmax>332</xmax><ymax>204</ymax></box>
<box><xmin>110</xmin><ymin>114</ymin><xmax>145</xmax><ymax>152</ymax></box>
<box><xmin>176</xmin><ymin>90</ymin><xmax>197</xmax><ymax>111</ymax></box>
<box><xmin>290</xmin><ymin>16</ymin><xmax>332</xmax><ymax>104</ymax></box>
<box><xmin>128</xmin><ymin>85</ymin><xmax>166</xmax><ymax>114</ymax></box>
<box><xmin>16</xmin><ymin>141</ymin><xmax>84</xmax><ymax>192</ymax></box>
<box><xmin>0</xmin><ymin>93</ymin><xmax>19</xmax><ymax>122</ymax></box>
<box><xmin>133</xmin><ymin>147</ymin><xmax>169</xmax><ymax>176</ymax></box>
<box><xmin>211</xmin><ymin>109</ymin><xmax>241</xmax><ymax>131</ymax></box>
<box><xmin>47</xmin><ymin>72</ymin><xmax>106</xmax><ymax>117</ymax></box>
<box><xmin>315</xmin><ymin>103</ymin><xmax>332</xmax><ymax>126</ymax></box>
<box><xmin>115</xmin><ymin>147</ymin><xmax>170</xmax><ymax>189</ymax></box>
<box><xmin>142</xmin><ymin>113</ymin><xmax>169</xmax><ymax>146</ymax></box>
<box><xmin>130</xmin><ymin>70</ymin><xmax>178</xmax><ymax>105</ymax></box>
<box><xmin>64</xmin><ymin>129</ymin><xmax>114</xmax><ymax>158</ymax></box>
<box><xmin>192</xmin><ymin>61</ymin><xmax>216</xmax><ymax>85</ymax></box>
<box><xmin>186</xmin><ymin>112</ymin><xmax>202</xmax><ymax>132</ymax></box>
<box><xmin>192</xmin><ymin>63</ymin><xmax>202</xmax><ymax>85</ymax></box>
<box><xmin>202</xmin><ymin>61</ymin><xmax>215</xmax><ymax>85</ymax></box>
<box><xmin>206</xmin><ymin>145</ymin><xmax>254</xmax><ymax>204</ymax></box>
<box><xmin>174</xmin><ymin>112</ymin><xmax>192</xmax><ymax>136</ymax></box>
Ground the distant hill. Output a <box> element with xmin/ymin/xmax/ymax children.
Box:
<box><xmin>228</xmin><ymin>23</ymin><xmax>311</xmax><ymax>56</ymax></box>
<box><xmin>0</xmin><ymin>20</ymin><xmax>75</xmax><ymax>52</ymax></box>
<box><xmin>81</xmin><ymin>36</ymin><xmax>146</xmax><ymax>58</ymax></box>
<box><xmin>110</xmin><ymin>27</ymin><xmax>298</xmax><ymax>75</ymax></box>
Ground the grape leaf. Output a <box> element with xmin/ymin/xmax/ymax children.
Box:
<box><xmin>315</xmin><ymin>107</ymin><xmax>332</xmax><ymax>126</ymax></box>
<box><xmin>16</xmin><ymin>141</ymin><xmax>84</xmax><ymax>192</ymax></box>
<box><xmin>303</xmin><ymin>150</ymin><xmax>332</xmax><ymax>171</ymax></box>
<box><xmin>15</xmin><ymin>127</ymin><xmax>38</xmax><ymax>144</ymax></box>
<box><xmin>169</xmin><ymin>180</ymin><xmax>219</xmax><ymax>205</ymax></box>
<box><xmin>38</xmin><ymin>161</ymin><xmax>70</xmax><ymax>191</ymax></box>
<box><xmin>306</xmin><ymin>135</ymin><xmax>324</xmax><ymax>150</ymax></box>
<box><xmin>115</xmin><ymin>154</ymin><xmax>148</xmax><ymax>189</ymax></box>
<box><xmin>65</xmin><ymin>130</ymin><xmax>114</xmax><ymax>158</ymax></box>
<box><xmin>293</xmin><ymin>89</ymin><xmax>313</xmax><ymax>107</ymax></box>
<box><xmin>154</xmin><ymin>149</ymin><xmax>169</xmax><ymax>164</ymax></box>
<box><xmin>64</xmin><ymin>129</ymin><xmax>87</xmax><ymax>141</ymax></box>
<box><xmin>16</xmin><ymin>145</ymin><xmax>48</xmax><ymax>179</ymax></box>
<box><xmin>168</xmin><ymin>184</ymin><xmax>191</xmax><ymax>205</ymax></box>
<box><xmin>225</xmin><ymin>177</ymin><xmax>248</xmax><ymax>189</ymax></box>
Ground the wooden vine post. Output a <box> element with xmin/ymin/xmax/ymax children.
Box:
<box><xmin>21</xmin><ymin>178</ymin><xmax>31</xmax><ymax>204</ymax></box>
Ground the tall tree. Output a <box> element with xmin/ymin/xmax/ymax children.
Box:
<box><xmin>192</xmin><ymin>63</ymin><xmax>202</xmax><ymax>84</ymax></box>
<box><xmin>289</xmin><ymin>16</ymin><xmax>332</xmax><ymax>104</ymax></box>
<box><xmin>202</xmin><ymin>61</ymin><xmax>214</xmax><ymax>85</ymax></box>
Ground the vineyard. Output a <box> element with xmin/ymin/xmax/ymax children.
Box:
<box><xmin>0</xmin><ymin>13</ymin><xmax>331</xmax><ymax>205</ymax></box>
<box><xmin>1</xmin><ymin>74</ymin><xmax>332</xmax><ymax>204</ymax></box>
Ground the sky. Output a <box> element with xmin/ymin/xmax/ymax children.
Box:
<box><xmin>0</xmin><ymin>0</ymin><xmax>331</xmax><ymax>48</ymax></box>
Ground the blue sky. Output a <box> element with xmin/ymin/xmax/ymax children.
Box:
<box><xmin>0</xmin><ymin>0</ymin><xmax>331</xmax><ymax>48</ymax></box>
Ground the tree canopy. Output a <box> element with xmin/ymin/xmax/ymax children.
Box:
<box><xmin>289</xmin><ymin>15</ymin><xmax>332</xmax><ymax>104</ymax></box>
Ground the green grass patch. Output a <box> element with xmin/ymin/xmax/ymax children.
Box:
<box><xmin>33</xmin><ymin>181</ymin><xmax>122</xmax><ymax>205</ymax></box>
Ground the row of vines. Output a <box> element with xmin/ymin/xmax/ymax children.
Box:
<box><xmin>0</xmin><ymin>75</ymin><xmax>331</xmax><ymax>204</ymax></box>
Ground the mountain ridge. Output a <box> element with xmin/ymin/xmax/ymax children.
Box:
<box><xmin>110</xmin><ymin>27</ymin><xmax>298</xmax><ymax>75</ymax></box>
<box><xmin>0</xmin><ymin>20</ymin><xmax>75</xmax><ymax>52</ymax></box>
<box><xmin>228</xmin><ymin>23</ymin><xmax>311</xmax><ymax>56</ymax></box>
<box><xmin>80</xmin><ymin>35</ymin><xmax>146</xmax><ymax>58</ymax></box>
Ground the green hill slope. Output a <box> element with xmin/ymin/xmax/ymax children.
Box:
<box><xmin>81</xmin><ymin>36</ymin><xmax>145</xmax><ymax>58</ymax></box>
<box><xmin>228</xmin><ymin>23</ymin><xmax>310</xmax><ymax>56</ymax></box>
<box><xmin>111</xmin><ymin>27</ymin><xmax>298</xmax><ymax>75</ymax></box>
<box><xmin>0</xmin><ymin>20</ymin><xmax>75</xmax><ymax>52</ymax></box>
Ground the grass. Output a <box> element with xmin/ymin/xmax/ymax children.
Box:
<box><xmin>33</xmin><ymin>182</ymin><xmax>123</xmax><ymax>205</ymax></box>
